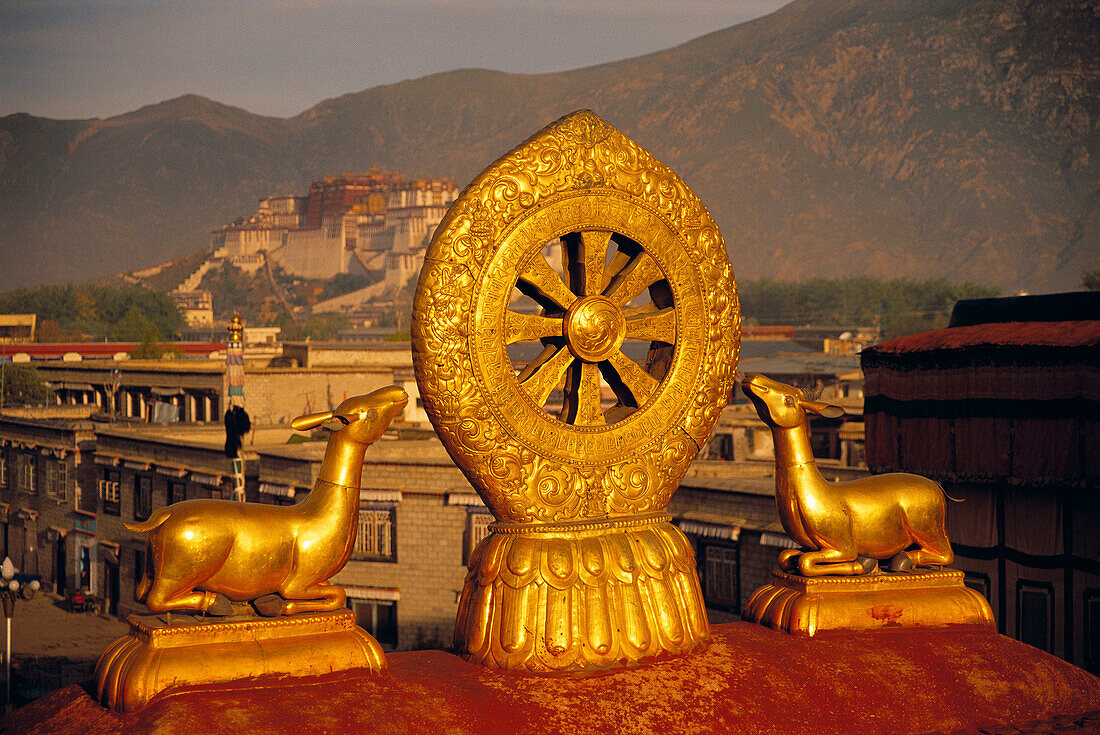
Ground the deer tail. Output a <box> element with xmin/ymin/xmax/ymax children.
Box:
<box><xmin>124</xmin><ymin>507</ymin><xmax>171</xmax><ymax>533</ymax></box>
<box><xmin>939</xmin><ymin>485</ymin><xmax>964</xmax><ymax>503</ymax></box>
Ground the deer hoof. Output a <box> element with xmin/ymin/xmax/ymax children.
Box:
<box><xmin>203</xmin><ymin>593</ymin><xmax>234</xmax><ymax>617</ymax></box>
<box><xmin>253</xmin><ymin>594</ymin><xmax>286</xmax><ymax>617</ymax></box>
<box><xmin>888</xmin><ymin>552</ymin><xmax>915</xmax><ymax>573</ymax></box>
<box><xmin>856</xmin><ymin>556</ymin><xmax>878</xmax><ymax>575</ymax></box>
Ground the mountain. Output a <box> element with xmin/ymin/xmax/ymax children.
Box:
<box><xmin>1</xmin><ymin>0</ymin><xmax>1097</xmax><ymax>294</ymax></box>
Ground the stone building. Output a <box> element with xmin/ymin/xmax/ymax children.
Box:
<box><xmin>862</xmin><ymin>291</ymin><xmax>1100</xmax><ymax>672</ymax></box>
<box><xmin>205</xmin><ymin>172</ymin><xmax>459</xmax><ymax>282</ymax></box>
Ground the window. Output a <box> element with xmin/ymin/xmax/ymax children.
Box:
<box><xmin>0</xmin><ymin>455</ymin><xmax>7</xmax><ymax>488</ymax></box>
<box><xmin>100</xmin><ymin>470</ymin><xmax>120</xmax><ymax>516</ymax></box>
<box><xmin>133</xmin><ymin>476</ymin><xmax>153</xmax><ymax>521</ymax></box>
<box><xmin>46</xmin><ymin>459</ymin><xmax>68</xmax><ymax>502</ymax></box>
<box><xmin>167</xmin><ymin>481</ymin><xmax>185</xmax><ymax>506</ymax></box>
<box><xmin>354</xmin><ymin>507</ymin><xmax>396</xmax><ymax>561</ymax></box>
<box><xmin>1086</xmin><ymin>590</ymin><xmax>1100</xmax><ymax>674</ymax></box>
<box><xmin>464</xmin><ymin>511</ymin><xmax>493</xmax><ymax>565</ymax></box>
<box><xmin>134</xmin><ymin>549</ymin><xmax>145</xmax><ymax>589</ymax></box>
<box><xmin>1017</xmin><ymin>581</ymin><xmax>1053</xmax><ymax>653</ymax></box>
<box><xmin>963</xmin><ymin>572</ymin><xmax>990</xmax><ymax>602</ymax></box>
<box><xmin>18</xmin><ymin>453</ymin><xmax>37</xmax><ymax>495</ymax></box>
<box><xmin>350</xmin><ymin>598</ymin><xmax>398</xmax><ymax>649</ymax></box>
<box><xmin>703</xmin><ymin>544</ymin><xmax>739</xmax><ymax>611</ymax></box>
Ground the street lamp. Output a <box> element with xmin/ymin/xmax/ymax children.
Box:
<box><xmin>1</xmin><ymin>556</ymin><xmax>39</xmax><ymax>711</ymax></box>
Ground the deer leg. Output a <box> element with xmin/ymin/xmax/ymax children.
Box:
<box><xmin>797</xmin><ymin>546</ymin><xmax>870</xmax><ymax>577</ymax></box>
<box><xmin>145</xmin><ymin>577</ymin><xmax>225</xmax><ymax>614</ymax></box>
<box><xmin>910</xmin><ymin>539</ymin><xmax>953</xmax><ymax>568</ymax></box>
<box><xmin>271</xmin><ymin>580</ymin><xmax>347</xmax><ymax>616</ymax></box>
<box><xmin>778</xmin><ymin>548</ymin><xmax>801</xmax><ymax>572</ymax></box>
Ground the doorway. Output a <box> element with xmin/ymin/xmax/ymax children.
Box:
<box><xmin>54</xmin><ymin>536</ymin><xmax>66</xmax><ymax>595</ymax></box>
<box><xmin>105</xmin><ymin>559</ymin><xmax>120</xmax><ymax>616</ymax></box>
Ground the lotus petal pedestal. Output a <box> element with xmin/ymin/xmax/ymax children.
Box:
<box><xmin>94</xmin><ymin>608</ymin><xmax>385</xmax><ymax>713</ymax></box>
<box><xmin>743</xmin><ymin>568</ymin><xmax>995</xmax><ymax>637</ymax></box>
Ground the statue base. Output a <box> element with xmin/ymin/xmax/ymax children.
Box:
<box><xmin>94</xmin><ymin>608</ymin><xmax>386</xmax><ymax>713</ymax></box>
<box><xmin>743</xmin><ymin>568</ymin><xmax>995</xmax><ymax>637</ymax></box>
<box><xmin>453</xmin><ymin>513</ymin><xmax>710</xmax><ymax>673</ymax></box>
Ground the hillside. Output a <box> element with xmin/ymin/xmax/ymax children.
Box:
<box><xmin>1</xmin><ymin>0</ymin><xmax>1097</xmax><ymax>293</ymax></box>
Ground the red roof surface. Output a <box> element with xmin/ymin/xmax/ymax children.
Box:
<box><xmin>0</xmin><ymin>342</ymin><xmax>224</xmax><ymax>358</ymax></box>
<box><xmin>870</xmin><ymin>321</ymin><xmax>1100</xmax><ymax>354</ymax></box>
<box><xmin>7</xmin><ymin>622</ymin><xmax>1099</xmax><ymax>735</ymax></box>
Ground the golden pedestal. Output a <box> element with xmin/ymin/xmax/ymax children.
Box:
<box><xmin>94</xmin><ymin>609</ymin><xmax>386</xmax><ymax>713</ymax></box>
<box><xmin>743</xmin><ymin>568</ymin><xmax>995</xmax><ymax>637</ymax></box>
<box><xmin>453</xmin><ymin>514</ymin><xmax>710</xmax><ymax>673</ymax></box>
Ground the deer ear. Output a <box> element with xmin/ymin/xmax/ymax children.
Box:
<box><xmin>801</xmin><ymin>400</ymin><xmax>845</xmax><ymax>419</ymax></box>
<box><xmin>291</xmin><ymin>410</ymin><xmax>334</xmax><ymax>431</ymax></box>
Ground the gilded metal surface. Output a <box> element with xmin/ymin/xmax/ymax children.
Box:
<box><xmin>127</xmin><ymin>386</ymin><xmax>407</xmax><ymax>615</ymax></box>
<box><xmin>94</xmin><ymin>609</ymin><xmax>385</xmax><ymax>713</ymax></box>
<box><xmin>453</xmin><ymin>513</ymin><xmax>709</xmax><ymax>671</ymax></box>
<box><xmin>413</xmin><ymin>110</ymin><xmax>740</xmax><ymax>671</ymax></box>
<box><xmin>743</xmin><ymin>569</ymin><xmax>995</xmax><ymax>636</ymax></box>
<box><xmin>742</xmin><ymin>374</ymin><xmax>955</xmax><ymax>576</ymax></box>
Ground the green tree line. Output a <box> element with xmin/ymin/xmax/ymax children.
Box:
<box><xmin>0</xmin><ymin>285</ymin><xmax>184</xmax><ymax>342</ymax></box>
<box><xmin>739</xmin><ymin>277</ymin><xmax>999</xmax><ymax>339</ymax></box>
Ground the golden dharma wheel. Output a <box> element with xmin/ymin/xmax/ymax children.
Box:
<box><xmin>413</xmin><ymin>111</ymin><xmax>740</xmax><ymax>524</ymax></box>
<box><xmin>413</xmin><ymin>110</ymin><xmax>740</xmax><ymax>672</ymax></box>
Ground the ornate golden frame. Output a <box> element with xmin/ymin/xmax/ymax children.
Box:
<box><xmin>413</xmin><ymin>110</ymin><xmax>740</xmax><ymax>671</ymax></box>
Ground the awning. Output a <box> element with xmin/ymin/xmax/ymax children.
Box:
<box><xmin>151</xmin><ymin>387</ymin><xmax>183</xmax><ymax>396</ymax></box>
<box><xmin>94</xmin><ymin>456</ymin><xmax>120</xmax><ymax>467</ymax></box>
<box><xmin>190</xmin><ymin>473</ymin><xmax>224</xmax><ymax>487</ymax></box>
<box><xmin>360</xmin><ymin>489</ymin><xmax>401</xmax><ymax>503</ymax></box>
<box><xmin>677</xmin><ymin>519</ymin><xmax>740</xmax><ymax>541</ymax></box>
<box><xmin>759</xmin><ymin>532</ymin><xmax>800</xmax><ymax>549</ymax></box>
<box><xmin>155</xmin><ymin>466</ymin><xmax>188</xmax><ymax>478</ymax></box>
<box><xmin>123</xmin><ymin>461</ymin><xmax>150</xmax><ymax>472</ymax></box>
<box><xmin>445</xmin><ymin>492</ymin><xmax>484</xmax><ymax>507</ymax></box>
<box><xmin>259</xmin><ymin>483</ymin><xmax>296</xmax><ymax>498</ymax></box>
<box><xmin>343</xmin><ymin>586</ymin><xmax>401</xmax><ymax>602</ymax></box>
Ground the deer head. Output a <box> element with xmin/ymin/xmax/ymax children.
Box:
<box><xmin>742</xmin><ymin>373</ymin><xmax>844</xmax><ymax>429</ymax></box>
<box><xmin>292</xmin><ymin>385</ymin><xmax>409</xmax><ymax>445</ymax></box>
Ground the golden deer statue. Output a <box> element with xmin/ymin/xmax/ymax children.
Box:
<box><xmin>126</xmin><ymin>385</ymin><xmax>408</xmax><ymax>616</ymax></box>
<box><xmin>742</xmin><ymin>373</ymin><xmax>954</xmax><ymax>577</ymax></box>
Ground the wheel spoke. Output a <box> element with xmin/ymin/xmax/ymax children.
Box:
<box><xmin>562</xmin><ymin>230</ymin><xmax>611</xmax><ymax>297</ymax></box>
<box><xmin>505</xmin><ymin>310</ymin><xmax>563</xmax><ymax>345</ymax></box>
<box><xmin>517</xmin><ymin>345</ymin><xmax>574</xmax><ymax>407</ymax></box>
<box><xmin>605</xmin><ymin>252</ymin><xmax>663</xmax><ymax>306</ymax></box>
<box><xmin>561</xmin><ymin>361</ymin><xmax>606</xmax><ymax>426</ymax></box>
<box><xmin>623</xmin><ymin>305</ymin><xmax>676</xmax><ymax>343</ymax></box>
<box><xmin>605</xmin><ymin>350</ymin><xmax>658</xmax><ymax>407</ymax></box>
<box><xmin>517</xmin><ymin>252</ymin><xmax>577</xmax><ymax>311</ymax></box>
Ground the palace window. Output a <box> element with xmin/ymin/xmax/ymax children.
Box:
<box><xmin>349</xmin><ymin>598</ymin><xmax>398</xmax><ymax>649</ymax></box>
<box><xmin>1086</xmin><ymin>589</ymin><xmax>1100</xmax><ymax>674</ymax></box>
<box><xmin>354</xmin><ymin>507</ymin><xmax>396</xmax><ymax>561</ymax></box>
<box><xmin>963</xmin><ymin>572</ymin><xmax>991</xmax><ymax>602</ymax></box>
<box><xmin>46</xmin><ymin>459</ymin><xmax>68</xmax><ymax>502</ymax></box>
<box><xmin>167</xmin><ymin>480</ymin><xmax>185</xmax><ymax>506</ymax></box>
<box><xmin>464</xmin><ymin>510</ymin><xmax>493</xmax><ymax>565</ymax></box>
<box><xmin>702</xmin><ymin>544</ymin><xmax>740</xmax><ymax>611</ymax></box>
<box><xmin>133</xmin><ymin>475</ymin><xmax>153</xmax><ymax>521</ymax></box>
<box><xmin>18</xmin><ymin>453</ymin><xmax>37</xmax><ymax>495</ymax></box>
<box><xmin>0</xmin><ymin>455</ymin><xmax>7</xmax><ymax>489</ymax></box>
<box><xmin>1017</xmin><ymin>581</ymin><xmax>1053</xmax><ymax>653</ymax></box>
<box><xmin>100</xmin><ymin>469</ymin><xmax>120</xmax><ymax>516</ymax></box>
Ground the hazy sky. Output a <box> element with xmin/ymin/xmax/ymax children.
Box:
<box><xmin>1</xmin><ymin>0</ymin><xmax>789</xmax><ymax>120</ymax></box>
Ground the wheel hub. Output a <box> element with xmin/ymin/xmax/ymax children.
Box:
<box><xmin>563</xmin><ymin>295</ymin><xmax>625</xmax><ymax>362</ymax></box>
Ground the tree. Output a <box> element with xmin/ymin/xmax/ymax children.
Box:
<box><xmin>0</xmin><ymin>364</ymin><xmax>52</xmax><ymax>407</ymax></box>
<box><xmin>111</xmin><ymin>306</ymin><xmax>161</xmax><ymax>343</ymax></box>
<box><xmin>1083</xmin><ymin>269</ymin><xmax>1100</xmax><ymax>292</ymax></box>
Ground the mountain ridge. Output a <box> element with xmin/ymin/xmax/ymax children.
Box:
<box><xmin>2</xmin><ymin>0</ymin><xmax>1097</xmax><ymax>294</ymax></box>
